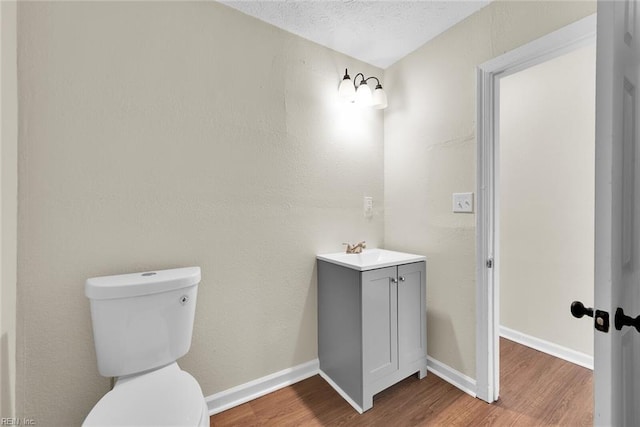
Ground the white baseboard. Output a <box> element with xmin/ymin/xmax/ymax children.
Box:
<box><xmin>318</xmin><ymin>369</ymin><xmax>364</xmax><ymax>414</ymax></box>
<box><xmin>426</xmin><ymin>356</ymin><xmax>477</xmax><ymax>398</ymax></box>
<box><xmin>206</xmin><ymin>359</ymin><xmax>319</xmax><ymax>415</ymax></box>
<box><xmin>500</xmin><ymin>325</ymin><xmax>593</xmax><ymax>370</ymax></box>
<box><xmin>206</xmin><ymin>355</ymin><xmax>478</xmax><ymax>416</ymax></box>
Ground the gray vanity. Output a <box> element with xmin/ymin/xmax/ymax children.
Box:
<box><xmin>316</xmin><ymin>249</ymin><xmax>427</xmax><ymax>413</ymax></box>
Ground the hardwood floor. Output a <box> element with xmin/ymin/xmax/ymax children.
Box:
<box><xmin>210</xmin><ymin>338</ymin><xmax>593</xmax><ymax>426</ymax></box>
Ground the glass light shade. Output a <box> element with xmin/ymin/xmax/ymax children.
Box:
<box><xmin>372</xmin><ymin>87</ymin><xmax>388</xmax><ymax>109</ymax></box>
<box><xmin>338</xmin><ymin>78</ymin><xmax>356</xmax><ymax>102</ymax></box>
<box><xmin>355</xmin><ymin>83</ymin><xmax>372</xmax><ymax>106</ymax></box>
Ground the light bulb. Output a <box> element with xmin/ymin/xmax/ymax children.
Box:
<box><xmin>355</xmin><ymin>82</ymin><xmax>372</xmax><ymax>107</ymax></box>
<box><xmin>372</xmin><ymin>85</ymin><xmax>388</xmax><ymax>109</ymax></box>
<box><xmin>338</xmin><ymin>69</ymin><xmax>356</xmax><ymax>102</ymax></box>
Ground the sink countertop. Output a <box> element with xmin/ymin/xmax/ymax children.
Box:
<box><xmin>317</xmin><ymin>248</ymin><xmax>426</xmax><ymax>271</ymax></box>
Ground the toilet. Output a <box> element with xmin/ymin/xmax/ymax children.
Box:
<box><xmin>83</xmin><ymin>266</ymin><xmax>209</xmax><ymax>426</ymax></box>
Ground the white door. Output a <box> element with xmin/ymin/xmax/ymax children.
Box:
<box><xmin>594</xmin><ymin>0</ymin><xmax>640</xmax><ymax>425</ymax></box>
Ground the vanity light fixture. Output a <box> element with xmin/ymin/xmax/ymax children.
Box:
<box><xmin>338</xmin><ymin>68</ymin><xmax>388</xmax><ymax>109</ymax></box>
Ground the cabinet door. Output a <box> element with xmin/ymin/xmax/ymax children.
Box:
<box><xmin>362</xmin><ymin>266</ymin><xmax>398</xmax><ymax>382</ymax></box>
<box><xmin>398</xmin><ymin>262</ymin><xmax>426</xmax><ymax>365</ymax></box>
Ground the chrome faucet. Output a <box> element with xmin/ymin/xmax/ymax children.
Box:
<box><xmin>343</xmin><ymin>241</ymin><xmax>366</xmax><ymax>254</ymax></box>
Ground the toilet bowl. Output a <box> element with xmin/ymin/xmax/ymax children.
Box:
<box><xmin>83</xmin><ymin>363</ymin><xmax>208</xmax><ymax>427</ymax></box>
<box><xmin>83</xmin><ymin>267</ymin><xmax>208</xmax><ymax>426</ymax></box>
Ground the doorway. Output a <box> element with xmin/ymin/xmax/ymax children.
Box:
<box><xmin>475</xmin><ymin>14</ymin><xmax>597</xmax><ymax>403</ymax></box>
<box><xmin>498</xmin><ymin>42</ymin><xmax>595</xmax><ymax>369</ymax></box>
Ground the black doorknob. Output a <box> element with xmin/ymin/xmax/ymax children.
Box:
<box><xmin>571</xmin><ymin>301</ymin><xmax>594</xmax><ymax>319</ymax></box>
<box><xmin>614</xmin><ymin>307</ymin><xmax>640</xmax><ymax>332</ymax></box>
<box><xmin>571</xmin><ymin>301</ymin><xmax>610</xmax><ymax>333</ymax></box>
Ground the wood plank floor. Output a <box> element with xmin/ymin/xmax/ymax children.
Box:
<box><xmin>210</xmin><ymin>338</ymin><xmax>593</xmax><ymax>426</ymax></box>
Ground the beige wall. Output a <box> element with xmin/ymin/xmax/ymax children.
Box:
<box><xmin>1</xmin><ymin>0</ymin><xmax>18</xmax><ymax>418</ymax></box>
<box><xmin>383</xmin><ymin>0</ymin><xmax>596</xmax><ymax>378</ymax></box>
<box><xmin>499</xmin><ymin>44</ymin><xmax>595</xmax><ymax>357</ymax></box>
<box><xmin>16</xmin><ymin>2</ymin><xmax>383</xmax><ymax>424</ymax></box>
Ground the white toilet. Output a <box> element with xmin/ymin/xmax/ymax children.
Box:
<box><xmin>83</xmin><ymin>266</ymin><xmax>209</xmax><ymax>426</ymax></box>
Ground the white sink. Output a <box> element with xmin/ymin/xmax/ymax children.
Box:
<box><xmin>317</xmin><ymin>248</ymin><xmax>426</xmax><ymax>271</ymax></box>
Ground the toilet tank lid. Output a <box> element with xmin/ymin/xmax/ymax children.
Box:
<box><xmin>85</xmin><ymin>266</ymin><xmax>201</xmax><ymax>300</ymax></box>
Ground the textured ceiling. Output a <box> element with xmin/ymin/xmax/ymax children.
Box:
<box><xmin>219</xmin><ymin>0</ymin><xmax>491</xmax><ymax>69</ymax></box>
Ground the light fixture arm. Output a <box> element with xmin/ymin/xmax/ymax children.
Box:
<box><xmin>354</xmin><ymin>74</ymin><xmax>383</xmax><ymax>90</ymax></box>
<box><xmin>364</xmin><ymin>76</ymin><xmax>383</xmax><ymax>89</ymax></box>
<box><xmin>354</xmin><ymin>73</ymin><xmax>367</xmax><ymax>88</ymax></box>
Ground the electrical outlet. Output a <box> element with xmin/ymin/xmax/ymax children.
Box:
<box><xmin>364</xmin><ymin>196</ymin><xmax>373</xmax><ymax>218</ymax></box>
<box><xmin>453</xmin><ymin>192</ymin><xmax>474</xmax><ymax>213</ymax></box>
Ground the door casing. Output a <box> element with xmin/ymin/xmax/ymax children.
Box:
<box><xmin>475</xmin><ymin>14</ymin><xmax>597</xmax><ymax>403</ymax></box>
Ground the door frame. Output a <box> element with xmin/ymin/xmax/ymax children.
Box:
<box><xmin>475</xmin><ymin>14</ymin><xmax>597</xmax><ymax>403</ymax></box>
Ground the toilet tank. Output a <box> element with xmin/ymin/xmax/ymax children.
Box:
<box><xmin>85</xmin><ymin>267</ymin><xmax>201</xmax><ymax>378</ymax></box>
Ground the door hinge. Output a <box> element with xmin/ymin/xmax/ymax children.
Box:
<box><xmin>486</xmin><ymin>258</ymin><xmax>493</xmax><ymax>268</ymax></box>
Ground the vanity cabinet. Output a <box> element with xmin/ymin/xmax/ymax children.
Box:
<box><xmin>317</xmin><ymin>257</ymin><xmax>427</xmax><ymax>413</ymax></box>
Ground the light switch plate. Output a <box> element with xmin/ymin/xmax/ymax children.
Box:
<box><xmin>364</xmin><ymin>196</ymin><xmax>373</xmax><ymax>218</ymax></box>
<box><xmin>453</xmin><ymin>192</ymin><xmax>474</xmax><ymax>213</ymax></box>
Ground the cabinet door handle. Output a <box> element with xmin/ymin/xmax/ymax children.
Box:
<box><xmin>390</xmin><ymin>277</ymin><xmax>398</xmax><ymax>284</ymax></box>
<box><xmin>399</xmin><ymin>276</ymin><xmax>406</xmax><ymax>282</ymax></box>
